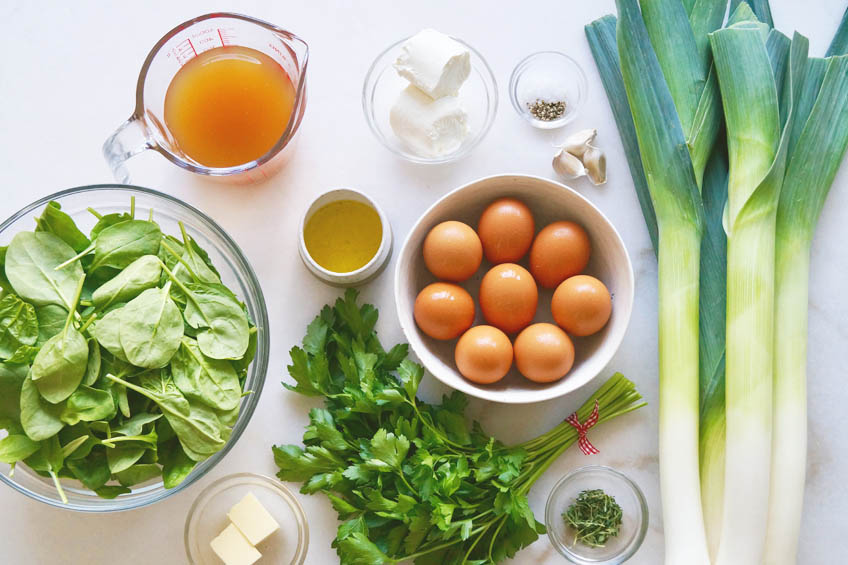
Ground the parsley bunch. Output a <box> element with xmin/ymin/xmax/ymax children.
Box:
<box><xmin>274</xmin><ymin>290</ymin><xmax>645</xmax><ymax>564</ymax></box>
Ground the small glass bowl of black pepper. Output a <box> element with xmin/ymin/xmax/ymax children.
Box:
<box><xmin>545</xmin><ymin>466</ymin><xmax>648</xmax><ymax>564</ymax></box>
<box><xmin>509</xmin><ymin>51</ymin><xmax>587</xmax><ymax>129</ymax></box>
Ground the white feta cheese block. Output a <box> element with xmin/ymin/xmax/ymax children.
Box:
<box><xmin>390</xmin><ymin>85</ymin><xmax>470</xmax><ymax>158</ymax></box>
<box><xmin>227</xmin><ymin>492</ymin><xmax>280</xmax><ymax>546</ymax></box>
<box><xmin>210</xmin><ymin>524</ymin><xmax>262</xmax><ymax>565</ymax></box>
<box><xmin>394</xmin><ymin>28</ymin><xmax>471</xmax><ymax>98</ymax></box>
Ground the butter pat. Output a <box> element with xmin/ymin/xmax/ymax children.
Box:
<box><xmin>390</xmin><ymin>85</ymin><xmax>469</xmax><ymax>158</ymax></box>
<box><xmin>210</xmin><ymin>524</ymin><xmax>262</xmax><ymax>565</ymax></box>
<box><xmin>394</xmin><ymin>29</ymin><xmax>470</xmax><ymax>98</ymax></box>
<box><xmin>227</xmin><ymin>492</ymin><xmax>280</xmax><ymax>546</ymax></box>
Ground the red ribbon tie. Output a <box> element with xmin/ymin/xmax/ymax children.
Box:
<box><xmin>566</xmin><ymin>400</ymin><xmax>600</xmax><ymax>455</ymax></box>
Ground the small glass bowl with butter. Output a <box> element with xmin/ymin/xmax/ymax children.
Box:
<box><xmin>363</xmin><ymin>30</ymin><xmax>498</xmax><ymax>164</ymax></box>
<box><xmin>184</xmin><ymin>473</ymin><xmax>308</xmax><ymax>565</ymax></box>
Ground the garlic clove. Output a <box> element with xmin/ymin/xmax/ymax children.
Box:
<box><xmin>558</xmin><ymin>128</ymin><xmax>598</xmax><ymax>159</ymax></box>
<box><xmin>582</xmin><ymin>145</ymin><xmax>607</xmax><ymax>186</ymax></box>
<box><xmin>552</xmin><ymin>148</ymin><xmax>586</xmax><ymax>180</ymax></box>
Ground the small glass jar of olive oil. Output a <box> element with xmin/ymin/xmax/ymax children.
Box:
<box><xmin>298</xmin><ymin>189</ymin><xmax>392</xmax><ymax>286</ymax></box>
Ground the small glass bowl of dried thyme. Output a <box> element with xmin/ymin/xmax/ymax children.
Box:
<box><xmin>545</xmin><ymin>466</ymin><xmax>648</xmax><ymax>564</ymax></box>
<box><xmin>509</xmin><ymin>51</ymin><xmax>587</xmax><ymax>129</ymax></box>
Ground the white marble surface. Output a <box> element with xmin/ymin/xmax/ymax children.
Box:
<box><xmin>1</xmin><ymin>1</ymin><xmax>846</xmax><ymax>563</ymax></box>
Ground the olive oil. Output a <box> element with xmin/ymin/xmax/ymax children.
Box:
<box><xmin>304</xmin><ymin>200</ymin><xmax>383</xmax><ymax>273</ymax></box>
<box><xmin>164</xmin><ymin>45</ymin><xmax>296</xmax><ymax>168</ymax></box>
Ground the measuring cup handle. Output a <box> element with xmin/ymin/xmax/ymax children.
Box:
<box><xmin>102</xmin><ymin>116</ymin><xmax>153</xmax><ymax>184</ymax></box>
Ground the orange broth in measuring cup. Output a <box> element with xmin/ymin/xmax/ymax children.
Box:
<box><xmin>163</xmin><ymin>45</ymin><xmax>296</xmax><ymax>168</ymax></box>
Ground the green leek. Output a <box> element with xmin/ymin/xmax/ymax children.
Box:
<box><xmin>764</xmin><ymin>54</ymin><xmax>848</xmax><ymax>564</ymax></box>
<box><xmin>614</xmin><ymin>1</ymin><xmax>716</xmax><ymax>562</ymax></box>
<box><xmin>730</xmin><ymin>0</ymin><xmax>773</xmax><ymax>27</ymax></box>
<box><xmin>709</xmin><ymin>22</ymin><xmax>807</xmax><ymax>565</ymax></box>
<box><xmin>826</xmin><ymin>7</ymin><xmax>848</xmax><ymax>57</ymax></box>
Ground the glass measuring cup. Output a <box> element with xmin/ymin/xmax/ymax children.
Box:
<box><xmin>103</xmin><ymin>13</ymin><xmax>308</xmax><ymax>184</ymax></box>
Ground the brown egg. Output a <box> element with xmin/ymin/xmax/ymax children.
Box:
<box><xmin>478</xmin><ymin>263</ymin><xmax>538</xmax><ymax>334</ymax></box>
<box><xmin>552</xmin><ymin>275</ymin><xmax>612</xmax><ymax>336</ymax></box>
<box><xmin>414</xmin><ymin>283</ymin><xmax>475</xmax><ymax>340</ymax></box>
<box><xmin>529</xmin><ymin>221</ymin><xmax>591</xmax><ymax>288</ymax></box>
<box><xmin>455</xmin><ymin>325</ymin><xmax>513</xmax><ymax>384</ymax></box>
<box><xmin>513</xmin><ymin>323</ymin><xmax>575</xmax><ymax>383</ymax></box>
<box><xmin>423</xmin><ymin>221</ymin><xmax>483</xmax><ymax>282</ymax></box>
<box><xmin>477</xmin><ymin>198</ymin><xmax>535</xmax><ymax>263</ymax></box>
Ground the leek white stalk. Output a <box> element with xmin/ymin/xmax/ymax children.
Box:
<box><xmin>710</xmin><ymin>24</ymin><xmax>806</xmax><ymax>565</ymax></box>
<box><xmin>765</xmin><ymin>54</ymin><xmax>848</xmax><ymax>564</ymax></box>
<box><xmin>656</xmin><ymin>224</ymin><xmax>705</xmax><ymax>564</ymax></box>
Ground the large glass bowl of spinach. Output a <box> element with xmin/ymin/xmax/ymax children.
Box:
<box><xmin>0</xmin><ymin>185</ymin><xmax>269</xmax><ymax>512</ymax></box>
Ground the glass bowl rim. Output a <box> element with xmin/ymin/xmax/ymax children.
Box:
<box><xmin>508</xmin><ymin>50</ymin><xmax>588</xmax><ymax>129</ymax></box>
<box><xmin>0</xmin><ymin>184</ymin><xmax>270</xmax><ymax>512</ymax></box>
<box><xmin>183</xmin><ymin>472</ymin><xmax>309</xmax><ymax>565</ymax></box>
<box><xmin>361</xmin><ymin>34</ymin><xmax>499</xmax><ymax>165</ymax></box>
<box><xmin>544</xmin><ymin>465</ymin><xmax>649</xmax><ymax>564</ymax></box>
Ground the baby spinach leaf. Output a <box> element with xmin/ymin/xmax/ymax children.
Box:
<box><xmin>0</xmin><ymin>434</ymin><xmax>41</xmax><ymax>463</ymax></box>
<box><xmin>30</xmin><ymin>327</ymin><xmax>88</xmax><ymax>404</ymax></box>
<box><xmin>20</xmin><ymin>374</ymin><xmax>65</xmax><ymax>441</ymax></box>
<box><xmin>0</xmin><ymin>362</ymin><xmax>27</xmax><ymax>421</ymax></box>
<box><xmin>215</xmin><ymin>403</ymin><xmax>240</xmax><ymax>430</ymax></box>
<box><xmin>61</xmin><ymin>434</ymin><xmax>91</xmax><ymax>459</ymax></box>
<box><xmin>66</xmin><ymin>449</ymin><xmax>110</xmax><ymax>490</ymax></box>
<box><xmin>6</xmin><ymin>345</ymin><xmax>38</xmax><ymax>364</ymax></box>
<box><xmin>30</xmin><ymin>435</ymin><xmax>69</xmax><ymax>502</ymax></box>
<box><xmin>107</xmin><ymin>444</ymin><xmax>146</xmax><ymax>474</ymax></box>
<box><xmin>118</xmin><ymin>287</ymin><xmax>183</xmax><ymax>369</ymax></box>
<box><xmin>178</xmin><ymin>224</ymin><xmax>220</xmax><ymax>284</ymax></box>
<box><xmin>60</xmin><ymin>385</ymin><xmax>115</xmax><ymax>426</ymax></box>
<box><xmin>115</xmin><ymin>382</ymin><xmax>131</xmax><ymax>418</ymax></box>
<box><xmin>91</xmin><ymin>255</ymin><xmax>161</xmax><ymax>310</ymax></box>
<box><xmin>92</xmin><ymin>308</ymin><xmax>128</xmax><ymax>361</ymax></box>
<box><xmin>94</xmin><ymin>485</ymin><xmax>131</xmax><ymax>499</ymax></box>
<box><xmin>5</xmin><ymin>231</ymin><xmax>84</xmax><ymax>308</ymax></box>
<box><xmin>101</xmin><ymin>427</ymin><xmax>158</xmax><ymax>449</ymax></box>
<box><xmin>35</xmin><ymin>304</ymin><xmax>68</xmax><ymax>347</ymax></box>
<box><xmin>34</xmin><ymin>201</ymin><xmax>91</xmax><ymax>254</ymax></box>
<box><xmin>90</xmin><ymin>212</ymin><xmax>133</xmax><ymax>240</ymax></box>
<box><xmin>0</xmin><ymin>247</ymin><xmax>12</xmax><ymax>294</ymax></box>
<box><xmin>231</xmin><ymin>328</ymin><xmax>258</xmax><ymax>379</ymax></box>
<box><xmin>59</xmin><ymin>423</ymin><xmax>98</xmax><ymax>460</ymax></box>
<box><xmin>171</xmin><ymin>337</ymin><xmax>240</xmax><ymax>411</ymax></box>
<box><xmin>40</xmin><ymin>435</ymin><xmax>65</xmax><ymax>471</ymax></box>
<box><xmin>0</xmin><ymin>294</ymin><xmax>38</xmax><ymax>359</ymax></box>
<box><xmin>82</xmin><ymin>339</ymin><xmax>101</xmax><ymax>386</ymax></box>
<box><xmin>115</xmin><ymin>463</ymin><xmax>161</xmax><ymax>487</ymax></box>
<box><xmin>110</xmin><ymin>412</ymin><xmax>162</xmax><ymax>437</ymax></box>
<box><xmin>159</xmin><ymin>439</ymin><xmax>196</xmax><ymax>489</ymax></box>
<box><xmin>89</xmin><ymin>220</ymin><xmax>161</xmax><ymax>274</ymax></box>
<box><xmin>107</xmin><ymin>373</ymin><xmax>225</xmax><ymax>462</ymax></box>
<box><xmin>182</xmin><ymin>283</ymin><xmax>249</xmax><ymax>360</ymax></box>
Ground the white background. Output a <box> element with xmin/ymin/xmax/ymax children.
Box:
<box><xmin>1</xmin><ymin>0</ymin><xmax>847</xmax><ymax>563</ymax></box>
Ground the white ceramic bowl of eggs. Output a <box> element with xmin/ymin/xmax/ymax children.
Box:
<box><xmin>394</xmin><ymin>174</ymin><xmax>634</xmax><ymax>404</ymax></box>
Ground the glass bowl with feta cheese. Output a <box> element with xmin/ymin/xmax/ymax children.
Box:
<box><xmin>184</xmin><ymin>473</ymin><xmax>308</xmax><ymax>565</ymax></box>
<box><xmin>362</xmin><ymin>30</ymin><xmax>498</xmax><ymax>164</ymax></box>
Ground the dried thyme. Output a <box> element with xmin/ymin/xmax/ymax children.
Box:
<box><xmin>563</xmin><ymin>488</ymin><xmax>623</xmax><ymax>547</ymax></box>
